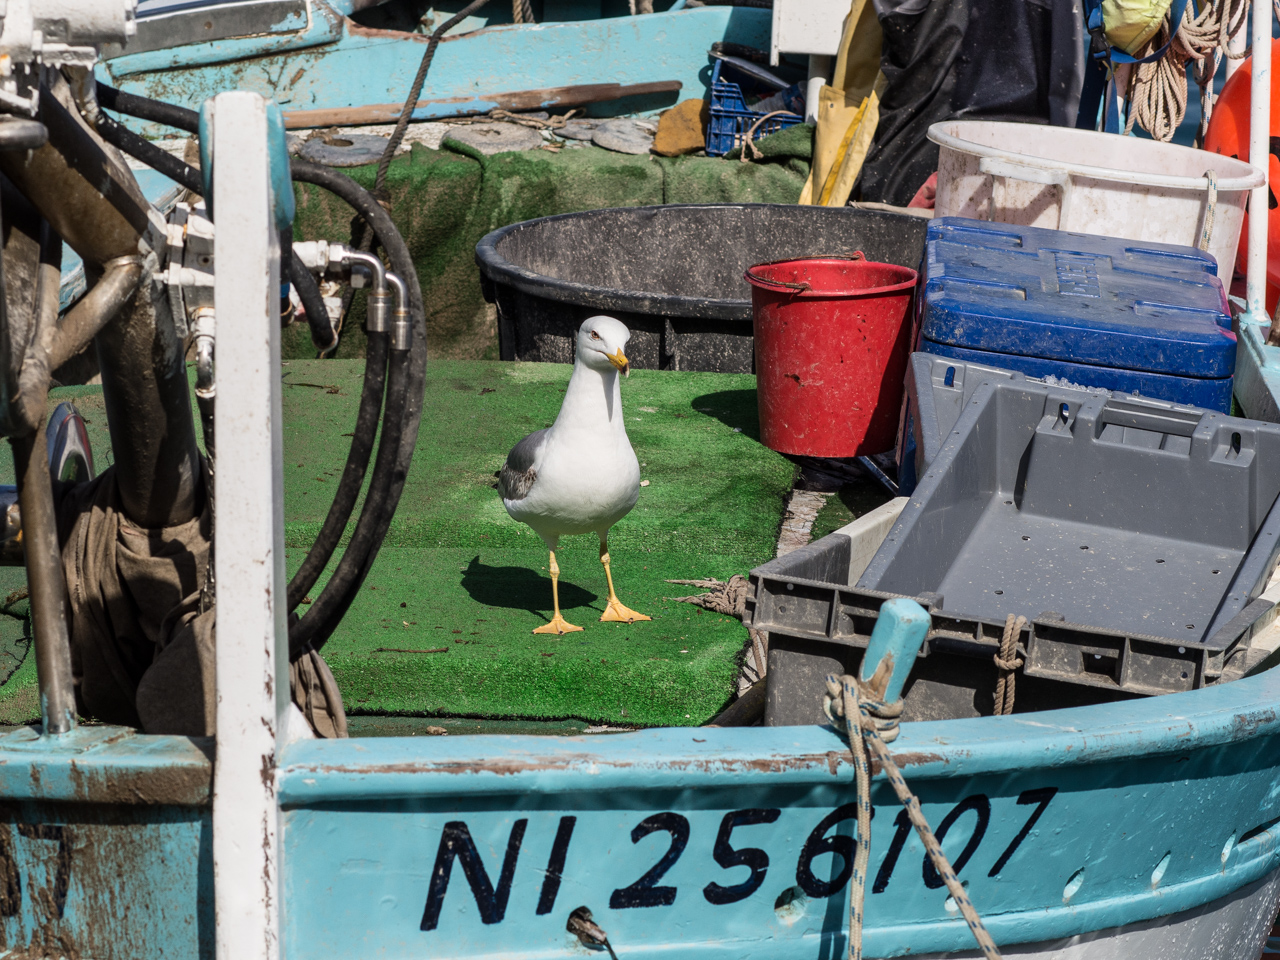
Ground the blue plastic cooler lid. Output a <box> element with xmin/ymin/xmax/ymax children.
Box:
<box><xmin>920</xmin><ymin>218</ymin><xmax>1236</xmax><ymax>379</ymax></box>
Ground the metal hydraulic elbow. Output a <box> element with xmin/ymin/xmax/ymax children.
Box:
<box><xmin>342</xmin><ymin>250</ymin><xmax>391</xmax><ymax>335</ymax></box>
<box><xmin>192</xmin><ymin>309</ymin><xmax>215</xmax><ymax>400</ymax></box>
<box><xmin>386</xmin><ymin>272</ymin><xmax>411</xmax><ymax>351</ymax></box>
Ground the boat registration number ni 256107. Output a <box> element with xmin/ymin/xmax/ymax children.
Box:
<box><xmin>419</xmin><ymin>787</ymin><xmax>1058</xmax><ymax>930</ymax></box>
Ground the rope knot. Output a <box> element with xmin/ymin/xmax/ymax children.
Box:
<box><xmin>993</xmin><ymin>614</ymin><xmax>1027</xmax><ymax>716</ymax></box>
<box><xmin>823</xmin><ymin>674</ymin><xmax>902</xmax><ymax>744</ymax></box>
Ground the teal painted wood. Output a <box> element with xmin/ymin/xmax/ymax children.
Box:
<box><xmin>276</xmin><ymin>666</ymin><xmax>1280</xmax><ymax>958</ymax></box>
<box><xmin>0</xmin><ymin>726</ymin><xmax>211</xmax><ymax>958</ymax></box>
<box><xmin>97</xmin><ymin>4</ymin><xmax>772</xmax><ymax>135</ymax></box>
<box><xmin>861</xmin><ymin>597</ymin><xmax>931</xmax><ymax>701</ymax></box>
<box><xmin>1235</xmin><ymin>316</ymin><xmax>1280</xmax><ymax>422</ymax></box>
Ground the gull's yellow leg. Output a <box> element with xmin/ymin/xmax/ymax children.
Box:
<box><xmin>599</xmin><ymin>538</ymin><xmax>651</xmax><ymax>624</ymax></box>
<box><xmin>534</xmin><ymin>550</ymin><xmax>582</xmax><ymax>635</ymax></box>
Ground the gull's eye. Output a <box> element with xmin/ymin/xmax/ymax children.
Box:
<box><xmin>589</xmin><ymin>331</ymin><xmax>600</xmax><ymax>340</ymax></box>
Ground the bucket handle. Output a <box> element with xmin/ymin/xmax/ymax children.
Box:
<box><xmin>978</xmin><ymin>157</ymin><xmax>1074</xmax><ymax>231</ymax></box>
<box><xmin>745</xmin><ymin>251</ymin><xmax>867</xmax><ymax>294</ymax></box>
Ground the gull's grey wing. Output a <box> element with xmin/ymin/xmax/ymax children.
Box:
<box><xmin>498</xmin><ymin>428</ymin><xmax>548</xmax><ymax>501</ymax></box>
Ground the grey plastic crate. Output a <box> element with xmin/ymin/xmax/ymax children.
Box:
<box><xmin>750</xmin><ymin>370</ymin><xmax>1280</xmax><ymax>724</ymax></box>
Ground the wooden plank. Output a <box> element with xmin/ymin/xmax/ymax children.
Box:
<box><xmin>281</xmin><ymin>80</ymin><xmax>681</xmax><ymax>128</ymax></box>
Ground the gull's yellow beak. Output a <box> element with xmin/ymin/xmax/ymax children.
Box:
<box><xmin>607</xmin><ymin>348</ymin><xmax>630</xmax><ymax>376</ymax></box>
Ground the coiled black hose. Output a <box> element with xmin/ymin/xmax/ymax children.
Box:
<box><xmin>286</xmin><ymin>158</ymin><xmax>426</xmax><ymax>657</ymax></box>
<box><xmin>94</xmin><ymin>103</ymin><xmax>336</xmax><ymax>353</ymax></box>
<box><xmin>93</xmin><ymin>85</ymin><xmax>427</xmax><ymax>658</ymax></box>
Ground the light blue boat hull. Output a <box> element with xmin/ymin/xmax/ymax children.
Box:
<box><xmin>99</xmin><ymin>3</ymin><xmax>773</xmax><ymax>134</ymax></box>
<box><xmin>5</xmin><ymin>664</ymin><xmax>1280</xmax><ymax>957</ymax></box>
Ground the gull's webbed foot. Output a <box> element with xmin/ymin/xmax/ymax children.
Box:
<box><xmin>533</xmin><ymin>614</ymin><xmax>583</xmax><ymax>635</ymax></box>
<box><xmin>600</xmin><ymin>598</ymin><xmax>651</xmax><ymax>624</ymax></box>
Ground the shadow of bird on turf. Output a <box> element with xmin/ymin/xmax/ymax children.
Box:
<box><xmin>461</xmin><ymin>556</ymin><xmax>597</xmax><ymax>619</ymax></box>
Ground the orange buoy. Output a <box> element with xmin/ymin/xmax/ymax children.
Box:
<box><xmin>1204</xmin><ymin>39</ymin><xmax>1280</xmax><ymax>312</ymax></box>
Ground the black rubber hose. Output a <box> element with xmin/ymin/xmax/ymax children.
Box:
<box><xmin>97</xmin><ymin>112</ymin><xmax>200</xmax><ymax>193</ymax></box>
<box><xmin>87</xmin><ymin>86</ymin><xmax>424</xmax><ymax>655</ymax></box>
<box><xmin>289</xmin><ymin>348</ymin><xmax>409</xmax><ymax>654</ymax></box>
<box><xmin>287</xmin><ymin>158</ymin><xmax>426</xmax><ymax>657</ymax></box>
<box><xmin>291</xmin><ymin>252</ymin><xmax>338</xmax><ymax>352</ymax></box>
<box><xmin>96</xmin><ymin>82</ymin><xmax>199</xmax><ymax>135</ymax></box>
<box><xmin>286</xmin><ymin>330</ymin><xmax>388</xmax><ymax>609</ymax></box>
<box><xmin>93</xmin><ymin>114</ymin><xmax>337</xmax><ymax>352</ymax></box>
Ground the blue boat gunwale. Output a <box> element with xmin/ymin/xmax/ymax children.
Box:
<box><xmin>274</xmin><ymin>662</ymin><xmax>1280</xmax><ymax>802</ymax></box>
<box><xmin>272</xmin><ymin>662</ymin><xmax>1280</xmax><ymax>956</ymax></box>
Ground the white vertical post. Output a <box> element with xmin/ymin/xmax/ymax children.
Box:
<box><xmin>1247</xmin><ymin>0</ymin><xmax>1272</xmax><ymax>327</ymax></box>
<box><xmin>211</xmin><ymin>91</ymin><xmax>288</xmax><ymax>960</ymax></box>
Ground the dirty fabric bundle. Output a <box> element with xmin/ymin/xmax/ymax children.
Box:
<box><xmin>58</xmin><ymin>468</ymin><xmax>347</xmax><ymax>737</ymax></box>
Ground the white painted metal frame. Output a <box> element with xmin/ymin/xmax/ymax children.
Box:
<box><xmin>211</xmin><ymin>90</ymin><xmax>288</xmax><ymax>960</ymax></box>
<box><xmin>1247</xmin><ymin>0</ymin><xmax>1272</xmax><ymax>326</ymax></box>
<box><xmin>769</xmin><ymin>0</ymin><xmax>847</xmax><ymax>65</ymax></box>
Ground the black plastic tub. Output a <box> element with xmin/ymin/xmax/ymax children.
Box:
<box><xmin>476</xmin><ymin>203</ymin><xmax>930</xmax><ymax>373</ymax></box>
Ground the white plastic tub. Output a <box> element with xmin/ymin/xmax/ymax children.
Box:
<box><xmin>928</xmin><ymin>120</ymin><xmax>1265</xmax><ymax>272</ymax></box>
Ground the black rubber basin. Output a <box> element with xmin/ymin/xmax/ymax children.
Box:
<box><xmin>476</xmin><ymin>203</ymin><xmax>930</xmax><ymax>373</ymax></box>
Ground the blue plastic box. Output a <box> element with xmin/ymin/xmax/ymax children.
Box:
<box><xmin>916</xmin><ymin>218</ymin><xmax>1236</xmax><ymax>411</ymax></box>
<box><xmin>705</xmin><ymin>59</ymin><xmax>804</xmax><ymax>158</ymax></box>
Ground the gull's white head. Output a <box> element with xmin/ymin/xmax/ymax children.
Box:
<box><xmin>576</xmin><ymin>315</ymin><xmax>632</xmax><ymax>376</ymax></box>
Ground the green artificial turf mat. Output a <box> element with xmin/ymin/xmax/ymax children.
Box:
<box><xmin>285</xmin><ymin>359</ymin><xmax>792</xmax><ymax>725</ymax></box>
<box><xmin>1</xmin><ymin>362</ymin><xmax>791</xmax><ymax>728</ymax></box>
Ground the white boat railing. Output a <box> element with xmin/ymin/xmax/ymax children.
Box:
<box><xmin>1247</xmin><ymin>0</ymin><xmax>1272</xmax><ymax>329</ymax></box>
<box><xmin>209</xmin><ymin>90</ymin><xmax>289</xmax><ymax>960</ymax></box>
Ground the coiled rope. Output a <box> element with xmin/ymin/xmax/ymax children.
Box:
<box><xmin>823</xmin><ymin>675</ymin><xmax>1002</xmax><ymax>960</ymax></box>
<box><xmin>1125</xmin><ymin>0</ymin><xmax>1248</xmax><ymax>142</ymax></box>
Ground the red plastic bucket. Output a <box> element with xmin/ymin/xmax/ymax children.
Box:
<box><xmin>745</xmin><ymin>256</ymin><xmax>918</xmax><ymax>457</ymax></box>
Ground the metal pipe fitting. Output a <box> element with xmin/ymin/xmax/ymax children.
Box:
<box><xmin>386</xmin><ymin>271</ymin><xmax>411</xmax><ymax>351</ymax></box>
<box><xmin>341</xmin><ymin>249</ymin><xmax>387</xmax><ymax>292</ymax></box>
<box><xmin>193</xmin><ymin>308</ymin><xmax>215</xmax><ymax>458</ymax></box>
<box><xmin>343</xmin><ymin>249</ymin><xmax>391</xmax><ymax>334</ymax></box>
<box><xmin>47</xmin><ymin>255</ymin><xmax>142</xmax><ymax>371</ymax></box>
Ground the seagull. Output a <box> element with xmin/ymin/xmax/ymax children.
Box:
<box><xmin>498</xmin><ymin>316</ymin><xmax>651</xmax><ymax>635</ymax></box>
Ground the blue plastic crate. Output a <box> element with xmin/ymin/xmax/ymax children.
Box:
<box><xmin>918</xmin><ymin>217</ymin><xmax>1234</xmax><ymax>401</ymax></box>
<box><xmin>894</xmin><ymin>218</ymin><xmax>1237</xmax><ymax>494</ymax></box>
<box><xmin>706</xmin><ymin>60</ymin><xmax>803</xmax><ymax>158</ymax></box>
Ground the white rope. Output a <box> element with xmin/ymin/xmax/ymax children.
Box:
<box><xmin>1200</xmin><ymin>168</ymin><xmax>1218</xmax><ymax>250</ymax></box>
<box><xmin>823</xmin><ymin>675</ymin><xmax>1002</xmax><ymax>960</ymax></box>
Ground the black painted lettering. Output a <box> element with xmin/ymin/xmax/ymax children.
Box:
<box><xmin>795</xmin><ymin>803</ymin><xmax>871</xmax><ymax>899</ymax></box>
<box><xmin>703</xmin><ymin>808</ymin><xmax>781</xmax><ymax>905</ymax></box>
<box><xmin>988</xmin><ymin>787</ymin><xmax>1058</xmax><ymax>878</ymax></box>
<box><xmin>536</xmin><ymin>816</ymin><xmax>577</xmax><ymax>916</ymax></box>
<box><xmin>923</xmin><ymin>796</ymin><xmax>990</xmax><ymax>889</ymax></box>
<box><xmin>872</xmin><ymin>808</ymin><xmax>912</xmax><ymax>894</ymax></box>
<box><xmin>420</xmin><ymin>819</ymin><xmax>528</xmax><ymax>931</ymax></box>
<box><xmin>609</xmin><ymin>812</ymin><xmax>690</xmax><ymax>909</ymax></box>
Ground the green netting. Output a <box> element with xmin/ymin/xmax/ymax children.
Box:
<box><xmin>0</xmin><ymin>361</ymin><xmax>792</xmax><ymax>727</ymax></box>
<box><xmin>288</xmin><ymin>126</ymin><xmax>812</xmax><ymax>361</ymax></box>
